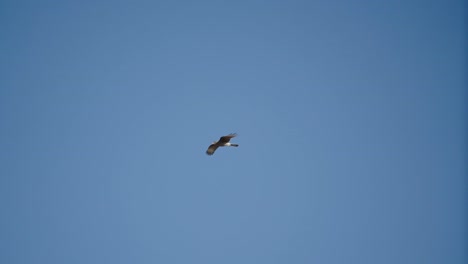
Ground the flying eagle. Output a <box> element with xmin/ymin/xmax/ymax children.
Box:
<box><xmin>206</xmin><ymin>133</ymin><xmax>239</xmax><ymax>155</ymax></box>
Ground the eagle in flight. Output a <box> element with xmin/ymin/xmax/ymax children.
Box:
<box><xmin>206</xmin><ymin>133</ymin><xmax>239</xmax><ymax>155</ymax></box>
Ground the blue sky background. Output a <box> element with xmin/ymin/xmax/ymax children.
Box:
<box><xmin>0</xmin><ymin>1</ymin><xmax>466</xmax><ymax>263</ymax></box>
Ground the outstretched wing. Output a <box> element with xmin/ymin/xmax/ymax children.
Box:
<box><xmin>206</xmin><ymin>144</ymin><xmax>219</xmax><ymax>155</ymax></box>
<box><xmin>219</xmin><ymin>133</ymin><xmax>237</xmax><ymax>143</ymax></box>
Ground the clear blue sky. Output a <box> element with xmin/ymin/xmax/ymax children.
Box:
<box><xmin>0</xmin><ymin>1</ymin><xmax>466</xmax><ymax>263</ymax></box>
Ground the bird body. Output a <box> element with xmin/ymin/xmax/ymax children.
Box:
<box><xmin>206</xmin><ymin>133</ymin><xmax>239</xmax><ymax>155</ymax></box>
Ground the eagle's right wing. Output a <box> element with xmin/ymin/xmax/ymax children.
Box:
<box><xmin>219</xmin><ymin>133</ymin><xmax>237</xmax><ymax>143</ymax></box>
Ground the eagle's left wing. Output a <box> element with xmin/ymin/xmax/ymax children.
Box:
<box><xmin>206</xmin><ymin>144</ymin><xmax>219</xmax><ymax>155</ymax></box>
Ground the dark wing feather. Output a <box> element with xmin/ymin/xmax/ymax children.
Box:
<box><xmin>206</xmin><ymin>144</ymin><xmax>219</xmax><ymax>155</ymax></box>
<box><xmin>219</xmin><ymin>133</ymin><xmax>237</xmax><ymax>143</ymax></box>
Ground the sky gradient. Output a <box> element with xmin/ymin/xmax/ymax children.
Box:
<box><xmin>0</xmin><ymin>1</ymin><xmax>466</xmax><ymax>263</ymax></box>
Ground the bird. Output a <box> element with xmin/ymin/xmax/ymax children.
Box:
<box><xmin>206</xmin><ymin>133</ymin><xmax>239</xmax><ymax>155</ymax></box>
